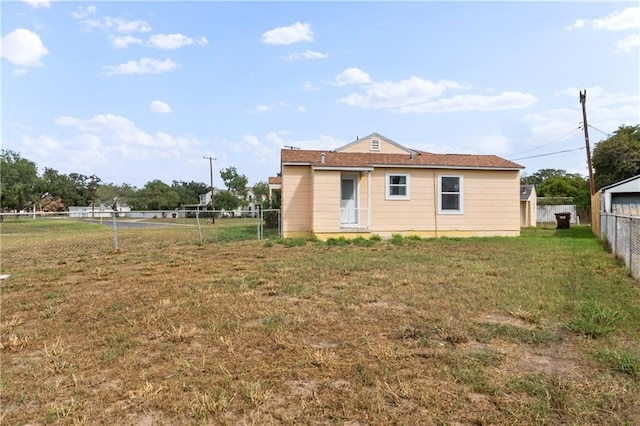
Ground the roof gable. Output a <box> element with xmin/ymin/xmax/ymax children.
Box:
<box><xmin>600</xmin><ymin>175</ymin><xmax>640</xmax><ymax>192</ymax></box>
<box><xmin>335</xmin><ymin>133</ymin><xmax>415</xmax><ymax>155</ymax></box>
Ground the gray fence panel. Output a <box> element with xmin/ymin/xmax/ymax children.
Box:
<box><xmin>631</xmin><ymin>218</ymin><xmax>640</xmax><ymax>280</ymax></box>
<box><xmin>599</xmin><ymin>212</ymin><xmax>640</xmax><ymax>280</ymax></box>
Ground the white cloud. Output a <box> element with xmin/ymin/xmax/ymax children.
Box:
<box><xmin>71</xmin><ymin>5</ymin><xmax>96</xmax><ymax>20</ymax></box>
<box><xmin>55</xmin><ymin>113</ymin><xmax>199</xmax><ymax>149</ymax></box>
<box><xmin>149</xmin><ymin>100</ymin><xmax>173</xmax><ymax>114</ymax></box>
<box><xmin>304</xmin><ymin>81</ymin><xmax>321</xmax><ymax>91</ymax></box>
<box><xmin>616</xmin><ymin>34</ymin><xmax>640</xmax><ymax>52</ymax></box>
<box><xmin>261</xmin><ymin>22</ymin><xmax>313</xmax><ymax>45</ymax></box>
<box><xmin>283</xmin><ymin>50</ymin><xmax>328</xmax><ymax>61</ymax></box>
<box><xmin>73</xmin><ymin>7</ymin><xmax>151</xmax><ymax>34</ymax></box>
<box><xmin>13</xmin><ymin>68</ymin><xmax>29</xmax><ymax>76</ymax></box>
<box><xmin>338</xmin><ymin>76</ymin><xmax>462</xmax><ymax>109</ymax></box>
<box><xmin>568</xmin><ymin>7</ymin><xmax>640</xmax><ymax>31</ymax></box>
<box><xmin>1</xmin><ymin>28</ymin><xmax>49</xmax><ymax>67</ymax></box>
<box><xmin>332</xmin><ymin>68</ymin><xmax>372</xmax><ymax>87</ymax></box>
<box><xmin>398</xmin><ymin>91</ymin><xmax>537</xmax><ymax>113</ymax></box>
<box><xmin>103</xmin><ymin>58</ymin><xmax>180</xmax><ymax>76</ymax></box>
<box><xmin>264</xmin><ymin>132</ymin><xmax>344</xmax><ymax>151</ymax></box>
<box><xmin>249</xmin><ymin>102</ymin><xmax>289</xmax><ymax>113</ymax></box>
<box><xmin>591</xmin><ymin>7</ymin><xmax>640</xmax><ymax>31</ymax></box>
<box><xmin>297</xmin><ymin>106</ymin><xmax>308</xmax><ymax>112</ymax></box>
<box><xmin>21</xmin><ymin>0</ymin><xmax>51</xmax><ymax>9</ymax></box>
<box><xmin>112</xmin><ymin>35</ymin><xmax>142</xmax><ymax>49</ymax></box>
<box><xmin>147</xmin><ymin>33</ymin><xmax>208</xmax><ymax>49</ymax></box>
<box><xmin>566</xmin><ymin>19</ymin><xmax>586</xmax><ymax>30</ymax></box>
<box><xmin>525</xmin><ymin>86</ymin><xmax>640</xmax><ymax>142</ymax></box>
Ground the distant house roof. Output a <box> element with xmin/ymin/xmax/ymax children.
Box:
<box><xmin>281</xmin><ymin>149</ymin><xmax>523</xmax><ymax>170</ymax></box>
<box><xmin>600</xmin><ymin>175</ymin><xmax>640</xmax><ymax>192</ymax></box>
<box><xmin>268</xmin><ymin>176</ymin><xmax>282</xmax><ymax>185</ymax></box>
<box><xmin>520</xmin><ymin>185</ymin><xmax>535</xmax><ymax>201</ymax></box>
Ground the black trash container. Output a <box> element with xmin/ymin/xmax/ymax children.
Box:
<box><xmin>554</xmin><ymin>212</ymin><xmax>571</xmax><ymax>229</ymax></box>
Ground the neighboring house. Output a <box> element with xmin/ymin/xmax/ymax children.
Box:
<box><xmin>599</xmin><ymin>174</ymin><xmax>640</xmax><ymax>216</ymax></box>
<box><xmin>275</xmin><ymin>133</ymin><xmax>523</xmax><ymax>240</ymax></box>
<box><xmin>268</xmin><ymin>176</ymin><xmax>282</xmax><ymax>202</ymax></box>
<box><xmin>69</xmin><ymin>204</ymin><xmax>131</xmax><ymax>218</ymax></box>
<box><xmin>520</xmin><ymin>185</ymin><xmax>537</xmax><ymax>227</ymax></box>
<box><xmin>198</xmin><ymin>188</ymin><xmax>263</xmax><ymax>217</ymax></box>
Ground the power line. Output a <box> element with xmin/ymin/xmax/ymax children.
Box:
<box><xmin>508</xmin><ymin>126</ymin><xmax>581</xmax><ymax>158</ymax></box>
<box><xmin>587</xmin><ymin>124</ymin><xmax>611</xmax><ymax>138</ymax></box>
<box><xmin>511</xmin><ymin>146</ymin><xmax>585</xmax><ymax>161</ymax></box>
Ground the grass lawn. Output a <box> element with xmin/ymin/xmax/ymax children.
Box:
<box><xmin>1</xmin><ymin>226</ymin><xmax>639</xmax><ymax>424</ymax></box>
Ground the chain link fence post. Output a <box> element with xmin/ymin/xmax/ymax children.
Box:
<box><xmin>111</xmin><ymin>211</ymin><xmax>119</xmax><ymax>250</ymax></box>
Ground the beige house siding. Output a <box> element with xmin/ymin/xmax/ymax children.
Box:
<box><xmin>282</xmin><ymin>165</ymin><xmax>313</xmax><ymax>237</ymax></box>
<box><xmin>312</xmin><ymin>170</ymin><xmax>341</xmax><ymax>232</ymax></box>
<box><xmin>338</xmin><ymin>137</ymin><xmax>410</xmax><ymax>154</ymax></box>
<box><xmin>280</xmin><ymin>140</ymin><xmax>522</xmax><ymax>239</ymax></box>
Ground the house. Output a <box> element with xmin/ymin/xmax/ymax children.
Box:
<box><xmin>520</xmin><ymin>185</ymin><xmax>537</xmax><ymax>227</ymax></box>
<box><xmin>198</xmin><ymin>187</ymin><xmax>264</xmax><ymax>217</ymax></box>
<box><xmin>267</xmin><ymin>176</ymin><xmax>282</xmax><ymax>202</ymax></box>
<box><xmin>599</xmin><ymin>174</ymin><xmax>640</xmax><ymax>216</ymax></box>
<box><xmin>274</xmin><ymin>133</ymin><xmax>524</xmax><ymax>240</ymax></box>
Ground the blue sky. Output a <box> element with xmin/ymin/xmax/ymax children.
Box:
<box><xmin>2</xmin><ymin>1</ymin><xmax>639</xmax><ymax>188</ymax></box>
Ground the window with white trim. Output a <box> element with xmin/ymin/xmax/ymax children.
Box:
<box><xmin>386</xmin><ymin>173</ymin><xmax>410</xmax><ymax>200</ymax></box>
<box><xmin>370</xmin><ymin>139</ymin><xmax>380</xmax><ymax>151</ymax></box>
<box><xmin>438</xmin><ymin>175</ymin><xmax>463</xmax><ymax>214</ymax></box>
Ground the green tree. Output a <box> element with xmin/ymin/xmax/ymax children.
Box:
<box><xmin>0</xmin><ymin>150</ymin><xmax>41</xmax><ymax>211</ymax></box>
<box><xmin>138</xmin><ymin>180</ymin><xmax>180</xmax><ymax>210</ymax></box>
<box><xmin>214</xmin><ymin>191</ymin><xmax>241</xmax><ymax>212</ymax></box>
<box><xmin>171</xmin><ymin>180</ymin><xmax>209</xmax><ymax>206</ymax></box>
<box><xmin>96</xmin><ymin>183</ymin><xmax>139</xmax><ymax>210</ymax></box>
<box><xmin>520</xmin><ymin>168</ymin><xmax>567</xmax><ymax>187</ymax></box>
<box><xmin>41</xmin><ymin>168</ymin><xmax>77</xmax><ymax>208</ymax></box>
<box><xmin>220</xmin><ymin>167</ymin><xmax>248</xmax><ymax>198</ymax></box>
<box><xmin>592</xmin><ymin>124</ymin><xmax>640</xmax><ymax>189</ymax></box>
<box><xmin>252</xmin><ymin>181</ymin><xmax>269</xmax><ymax>202</ymax></box>
<box><xmin>67</xmin><ymin>173</ymin><xmax>101</xmax><ymax>206</ymax></box>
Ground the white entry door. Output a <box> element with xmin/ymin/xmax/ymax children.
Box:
<box><xmin>341</xmin><ymin>175</ymin><xmax>358</xmax><ymax>226</ymax></box>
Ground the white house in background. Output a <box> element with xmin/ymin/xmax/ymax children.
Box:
<box><xmin>69</xmin><ymin>204</ymin><xmax>131</xmax><ymax>218</ymax></box>
<box><xmin>198</xmin><ymin>188</ymin><xmax>264</xmax><ymax>217</ymax></box>
<box><xmin>600</xmin><ymin>175</ymin><xmax>640</xmax><ymax>216</ymax></box>
<box><xmin>520</xmin><ymin>185</ymin><xmax>537</xmax><ymax>227</ymax></box>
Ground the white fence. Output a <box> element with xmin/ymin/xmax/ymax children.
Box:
<box><xmin>600</xmin><ymin>213</ymin><xmax>640</xmax><ymax>281</ymax></box>
<box><xmin>537</xmin><ymin>204</ymin><xmax>579</xmax><ymax>224</ymax></box>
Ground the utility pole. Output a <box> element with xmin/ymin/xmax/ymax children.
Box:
<box><xmin>203</xmin><ymin>156</ymin><xmax>216</xmax><ymax>223</ymax></box>
<box><xmin>580</xmin><ymin>90</ymin><xmax>596</xmax><ymax>196</ymax></box>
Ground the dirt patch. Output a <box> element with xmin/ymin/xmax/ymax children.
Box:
<box><xmin>482</xmin><ymin>313</ymin><xmax>534</xmax><ymax>329</ymax></box>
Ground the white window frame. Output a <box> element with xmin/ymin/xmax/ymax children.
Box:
<box><xmin>438</xmin><ymin>175</ymin><xmax>463</xmax><ymax>214</ymax></box>
<box><xmin>385</xmin><ymin>173</ymin><xmax>410</xmax><ymax>200</ymax></box>
<box><xmin>370</xmin><ymin>139</ymin><xmax>381</xmax><ymax>151</ymax></box>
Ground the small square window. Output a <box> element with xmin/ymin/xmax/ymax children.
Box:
<box><xmin>386</xmin><ymin>173</ymin><xmax>410</xmax><ymax>200</ymax></box>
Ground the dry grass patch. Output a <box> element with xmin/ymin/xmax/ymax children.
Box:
<box><xmin>1</xmin><ymin>225</ymin><xmax>639</xmax><ymax>424</ymax></box>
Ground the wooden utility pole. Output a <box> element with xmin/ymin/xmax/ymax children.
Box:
<box><xmin>203</xmin><ymin>156</ymin><xmax>216</xmax><ymax>223</ymax></box>
<box><xmin>579</xmin><ymin>90</ymin><xmax>596</xmax><ymax>195</ymax></box>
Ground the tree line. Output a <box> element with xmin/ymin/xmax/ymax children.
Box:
<box><xmin>0</xmin><ymin>150</ymin><xmax>271</xmax><ymax>212</ymax></box>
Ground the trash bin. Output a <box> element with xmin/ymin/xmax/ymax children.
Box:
<box><xmin>554</xmin><ymin>212</ymin><xmax>571</xmax><ymax>229</ymax></box>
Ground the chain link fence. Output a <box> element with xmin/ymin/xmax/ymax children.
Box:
<box><xmin>0</xmin><ymin>209</ymin><xmax>281</xmax><ymax>272</ymax></box>
<box><xmin>600</xmin><ymin>213</ymin><xmax>640</xmax><ymax>280</ymax></box>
